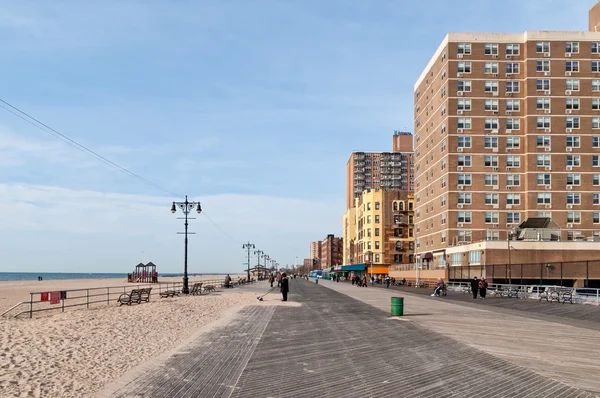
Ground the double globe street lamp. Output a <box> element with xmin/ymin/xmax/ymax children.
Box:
<box><xmin>171</xmin><ymin>195</ymin><xmax>202</xmax><ymax>294</ymax></box>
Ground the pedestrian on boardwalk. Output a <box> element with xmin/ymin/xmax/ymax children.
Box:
<box><xmin>479</xmin><ymin>278</ymin><xmax>488</xmax><ymax>299</ymax></box>
<box><xmin>351</xmin><ymin>275</ymin><xmax>355</xmax><ymax>286</ymax></box>
<box><xmin>386</xmin><ymin>277</ymin><xmax>391</xmax><ymax>289</ymax></box>
<box><xmin>281</xmin><ymin>272</ymin><xmax>289</xmax><ymax>301</ymax></box>
<box><xmin>276</xmin><ymin>273</ymin><xmax>281</xmax><ymax>288</ymax></box>
<box><xmin>371</xmin><ymin>275</ymin><xmax>375</xmax><ymax>286</ymax></box>
<box><xmin>470</xmin><ymin>276</ymin><xmax>479</xmax><ymax>299</ymax></box>
<box><xmin>268</xmin><ymin>273</ymin><xmax>275</xmax><ymax>288</ymax></box>
<box><xmin>362</xmin><ymin>275</ymin><xmax>368</xmax><ymax>287</ymax></box>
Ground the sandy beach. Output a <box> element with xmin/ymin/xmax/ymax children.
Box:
<box><xmin>0</xmin><ymin>275</ymin><xmax>276</xmax><ymax>397</ymax></box>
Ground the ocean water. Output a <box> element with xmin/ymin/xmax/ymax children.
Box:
<box><xmin>0</xmin><ymin>272</ymin><xmax>128</xmax><ymax>281</ymax></box>
<box><xmin>0</xmin><ymin>272</ymin><xmax>230</xmax><ymax>281</ymax></box>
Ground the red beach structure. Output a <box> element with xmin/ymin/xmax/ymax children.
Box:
<box><xmin>128</xmin><ymin>262</ymin><xmax>159</xmax><ymax>283</ymax></box>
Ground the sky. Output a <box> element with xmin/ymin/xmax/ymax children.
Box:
<box><xmin>0</xmin><ymin>0</ymin><xmax>595</xmax><ymax>273</ymax></box>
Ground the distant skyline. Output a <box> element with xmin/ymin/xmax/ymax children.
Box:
<box><xmin>0</xmin><ymin>0</ymin><xmax>595</xmax><ymax>272</ymax></box>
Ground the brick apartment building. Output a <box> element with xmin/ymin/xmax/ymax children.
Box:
<box><xmin>413</xmin><ymin>2</ymin><xmax>600</xmax><ymax>268</ymax></box>
<box><xmin>320</xmin><ymin>234</ymin><xmax>343</xmax><ymax>269</ymax></box>
<box><xmin>345</xmin><ymin>132</ymin><xmax>415</xmax><ymax>209</ymax></box>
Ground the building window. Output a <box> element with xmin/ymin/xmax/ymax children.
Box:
<box><xmin>458</xmin><ymin>231</ymin><xmax>472</xmax><ymax>243</ymax></box>
<box><xmin>594</xmin><ymin>193</ymin><xmax>600</xmax><ymax>204</ymax></box>
<box><xmin>593</xmin><ymin>80</ymin><xmax>600</xmax><ymax>91</ymax></box>
<box><xmin>457</xmin><ymin>118</ymin><xmax>471</xmax><ymax>129</ymax></box>
<box><xmin>375</xmin><ymin>228</ymin><xmax>380</xmax><ymax>237</ymax></box>
<box><xmin>457</xmin><ymin>99</ymin><xmax>471</xmax><ymax>110</ymax></box>
<box><xmin>537</xmin><ymin>193</ymin><xmax>551</xmax><ymax>204</ymax></box>
<box><xmin>506</xmin><ymin>81</ymin><xmax>519</xmax><ymax>92</ymax></box>
<box><xmin>537</xmin><ymin>173</ymin><xmax>551</xmax><ymax>185</ymax></box>
<box><xmin>566</xmin><ymin>79</ymin><xmax>580</xmax><ymax>91</ymax></box>
<box><xmin>375</xmin><ymin>254</ymin><xmax>380</xmax><ymax>263</ymax></box>
<box><xmin>484</xmin><ymin>43</ymin><xmax>498</xmax><ymax>55</ymax></box>
<box><xmin>506</xmin><ymin>100</ymin><xmax>520</xmax><ymax>111</ymax></box>
<box><xmin>594</xmin><ymin>175</ymin><xmax>600</xmax><ymax>186</ymax></box>
<box><xmin>469</xmin><ymin>250</ymin><xmax>481</xmax><ymax>265</ymax></box>
<box><xmin>441</xmin><ymin>232</ymin><xmax>446</xmax><ymax>244</ymax></box>
<box><xmin>565</xmin><ymin>61</ymin><xmax>579</xmax><ymax>72</ymax></box>
<box><xmin>566</xmin><ymin>118</ymin><xmax>580</xmax><ymax>129</ymax></box>
<box><xmin>566</xmin><ymin>136</ymin><xmax>580</xmax><ymax>147</ymax></box>
<box><xmin>458</xmin><ymin>173</ymin><xmax>471</xmax><ymax>185</ymax></box>
<box><xmin>593</xmin><ymin>99</ymin><xmax>600</xmax><ymax>110</ymax></box>
<box><xmin>536</xmin><ymin>41</ymin><xmax>550</xmax><ymax>53</ymax></box>
<box><xmin>457</xmin><ymin>43</ymin><xmax>471</xmax><ymax>55</ymax></box>
<box><xmin>458</xmin><ymin>193</ymin><xmax>471</xmax><ymax>204</ymax></box>
<box><xmin>451</xmin><ymin>253</ymin><xmax>462</xmax><ymax>265</ymax></box>
<box><xmin>457</xmin><ymin>156</ymin><xmax>472</xmax><ymax>167</ymax></box>
<box><xmin>506</xmin><ymin>44</ymin><xmax>519</xmax><ymax>55</ymax></box>
<box><xmin>593</xmin><ymin>118</ymin><xmax>600</xmax><ymax>129</ymax></box>
<box><xmin>565</xmin><ymin>42</ymin><xmax>579</xmax><ymax>53</ymax></box>
<box><xmin>536</xmin><ymin>60</ymin><xmax>550</xmax><ymax>72</ymax></box>
<box><xmin>566</xmin><ymin>193</ymin><xmax>581</xmax><ymax>205</ymax></box>
<box><xmin>506</xmin><ymin>63</ymin><xmax>519</xmax><ymax>74</ymax></box>
<box><xmin>506</xmin><ymin>194</ymin><xmax>520</xmax><ymax>205</ymax></box>
<box><xmin>566</xmin><ymin>174</ymin><xmax>581</xmax><ymax>185</ymax></box>
<box><xmin>487</xmin><ymin>230</ymin><xmax>499</xmax><ymax>241</ymax></box>
<box><xmin>506</xmin><ymin>156</ymin><xmax>520</xmax><ymax>168</ymax></box>
<box><xmin>566</xmin><ymin>98</ymin><xmax>580</xmax><ymax>110</ymax></box>
<box><xmin>593</xmin><ymin>42</ymin><xmax>600</xmax><ymax>54</ymax></box>
<box><xmin>594</xmin><ymin>213</ymin><xmax>600</xmax><ymax>224</ymax></box>
<box><xmin>484</xmin><ymin>62</ymin><xmax>499</xmax><ymax>74</ymax></box>
<box><xmin>375</xmin><ymin>215</ymin><xmax>380</xmax><ymax>223</ymax></box>
<box><xmin>457</xmin><ymin>80</ymin><xmax>472</xmax><ymax>92</ymax></box>
<box><xmin>484</xmin><ymin>137</ymin><xmax>498</xmax><ymax>148</ymax></box>
<box><xmin>375</xmin><ymin>202</ymin><xmax>380</xmax><ymax>210</ymax></box>
<box><xmin>485</xmin><ymin>212</ymin><xmax>499</xmax><ymax>224</ymax></box>
<box><xmin>457</xmin><ymin>62</ymin><xmax>471</xmax><ymax>73</ymax></box>
<box><xmin>567</xmin><ymin>212</ymin><xmax>581</xmax><ymax>223</ymax></box>
<box><xmin>537</xmin><ymin>136</ymin><xmax>550</xmax><ymax>147</ymax></box>
<box><xmin>537</xmin><ymin>97</ymin><xmax>550</xmax><ymax>110</ymax></box>
<box><xmin>375</xmin><ymin>241</ymin><xmax>380</xmax><ymax>249</ymax></box>
<box><xmin>485</xmin><ymin>99</ymin><xmax>499</xmax><ymax>111</ymax></box>
<box><xmin>458</xmin><ymin>211</ymin><xmax>472</xmax><ymax>223</ymax></box>
<box><xmin>506</xmin><ymin>118</ymin><xmax>520</xmax><ymax>130</ymax></box>
<box><xmin>457</xmin><ymin>136</ymin><xmax>471</xmax><ymax>148</ymax></box>
<box><xmin>566</xmin><ymin>155</ymin><xmax>580</xmax><ymax>167</ymax></box>
<box><xmin>484</xmin><ymin>156</ymin><xmax>498</xmax><ymax>167</ymax></box>
<box><xmin>536</xmin><ymin>154</ymin><xmax>551</xmax><ymax>166</ymax></box>
<box><xmin>536</xmin><ymin>79</ymin><xmax>550</xmax><ymax>91</ymax></box>
<box><xmin>537</xmin><ymin>117</ymin><xmax>551</xmax><ymax>128</ymax></box>
<box><xmin>484</xmin><ymin>81</ymin><xmax>499</xmax><ymax>92</ymax></box>
<box><xmin>506</xmin><ymin>137</ymin><xmax>520</xmax><ymax>149</ymax></box>
<box><xmin>485</xmin><ymin>193</ymin><xmax>499</xmax><ymax>205</ymax></box>
<box><xmin>506</xmin><ymin>175</ymin><xmax>520</xmax><ymax>186</ymax></box>
<box><xmin>507</xmin><ymin>212</ymin><xmax>520</xmax><ymax>224</ymax></box>
<box><xmin>485</xmin><ymin>174</ymin><xmax>499</xmax><ymax>186</ymax></box>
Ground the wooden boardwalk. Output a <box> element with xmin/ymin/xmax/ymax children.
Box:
<box><xmin>101</xmin><ymin>280</ymin><xmax>599</xmax><ymax>398</ymax></box>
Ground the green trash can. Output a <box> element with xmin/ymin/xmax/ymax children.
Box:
<box><xmin>391</xmin><ymin>297</ymin><xmax>404</xmax><ymax>316</ymax></box>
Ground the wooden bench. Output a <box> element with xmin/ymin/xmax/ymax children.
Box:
<box><xmin>160</xmin><ymin>289</ymin><xmax>180</xmax><ymax>298</ymax></box>
<box><xmin>203</xmin><ymin>285</ymin><xmax>216</xmax><ymax>293</ymax></box>
<box><xmin>189</xmin><ymin>283</ymin><xmax>203</xmax><ymax>296</ymax></box>
<box><xmin>118</xmin><ymin>288</ymin><xmax>152</xmax><ymax>306</ymax></box>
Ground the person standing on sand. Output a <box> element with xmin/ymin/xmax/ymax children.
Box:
<box><xmin>280</xmin><ymin>272</ymin><xmax>289</xmax><ymax>301</ymax></box>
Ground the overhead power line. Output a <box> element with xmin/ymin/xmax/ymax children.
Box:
<box><xmin>0</xmin><ymin>97</ymin><xmax>247</xmax><ymax>246</ymax></box>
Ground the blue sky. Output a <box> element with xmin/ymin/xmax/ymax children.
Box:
<box><xmin>0</xmin><ymin>0</ymin><xmax>595</xmax><ymax>273</ymax></box>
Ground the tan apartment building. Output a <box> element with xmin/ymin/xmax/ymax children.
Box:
<box><xmin>344</xmin><ymin>188</ymin><xmax>415</xmax><ymax>275</ymax></box>
<box><xmin>345</xmin><ymin>131</ymin><xmax>415</xmax><ymax>209</ymax></box>
<box><xmin>309</xmin><ymin>240</ymin><xmax>321</xmax><ymax>263</ymax></box>
<box><xmin>413</xmin><ymin>4</ymin><xmax>600</xmax><ymax>268</ymax></box>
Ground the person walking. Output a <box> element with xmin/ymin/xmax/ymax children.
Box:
<box><xmin>351</xmin><ymin>275</ymin><xmax>355</xmax><ymax>286</ymax></box>
<box><xmin>386</xmin><ymin>277</ymin><xmax>391</xmax><ymax>289</ymax></box>
<box><xmin>281</xmin><ymin>272</ymin><xmax>289</xmax><ymax>301</ymax></box>
<box><xmin>268</xmin><ymin>273</ymin><xmax>275</xmax><ymax>288</ymax></box>
<box><xmin>431</xmin><ymin>278</ymin><xmax>445</xmax><ymax>297</ymax></box>
<box><xmin>470</xmin><ymin>276</ymin><xmax>479</xmax><ymax>299</ymax></box>
<box><xmin>479</xmin><ymin>278</ymin><xmax>488</xmax><ymax>299</ymax></box>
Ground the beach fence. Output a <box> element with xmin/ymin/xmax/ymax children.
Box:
<box><xmin>1</xmin><ymin>279</ymin><xmax>227</xmax><ymax>319</ymax></box>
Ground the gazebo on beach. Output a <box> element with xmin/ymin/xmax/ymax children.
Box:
<box><xmin>128</xmin><ymin>262</ymin><xmax>159</xmax><ymax>283</ymax></box>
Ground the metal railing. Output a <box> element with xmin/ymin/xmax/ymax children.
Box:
<box><xmin>445</xmin><ymin>281</ymin><xmax>600</xmax><ymax>306</ymax></box>
<box><xmin>2</xmin><ymin>278</ymin><xmax>229</xmax><ymax>319</ymax></box>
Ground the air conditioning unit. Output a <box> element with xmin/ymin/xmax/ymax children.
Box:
<box><xmin>544</xmin><ymin>52</ymin><xmax>551</xmax><ymax>57</ymax></box>
<box><xmin>493</xmin><ymin>92</ymin><xmax>499</xmax><ymax>96</ymax></box>
<box><xmin>506</xmin><ymin>186</ymin><xmax>513</xmax><ymax>190</ymax></box>
<box><xmin>567</xmin><ymin>185</ymin><xmax>573</xmax><ymax>190</ymax></box>
<box><xmin>458</xmin><ymin>91</ymin><xmax>464</xmax><ymax>96</ymax></box>
<box><xmin>545</xmin><ymin>147</ymin><xmax>551</xmax><ymax>152</ymax></box>
<box><xmin>544</xmin><ymin>72</ymin><xmax>551</xmax><ymax>76</ymax></box>
<box><xmin>493</xmin><ymin>111</ymin><xmax>499</xmax><ymax>115</ymax></box>
<box><xmin>567</xmin><ymin>204</ymin><xmax>573</xmax><ymax>209</ymax></box>
<box><xmin>567</xmin><ymin>223</ymin><xmax>573</xmax><ymax>229</ymax></box>
<box><xmin>457</xmin><ymin>147</ymin><xmax>464</xmax><ymax>152</ymax></box>
<box><xmin>507</xmin><ymin>92</ymin><xmax>513</xmax><ymax>97</ymax></box>
<box><xmin>493</xmin><ymin>185</ymin><xmax>499</xmax><ymax>190</ymax></box>
<box><xmin>544</xmin><ymin>109</ymin><xmax>551</xmax><ymax>114</ymax></box>
<box><xmin>493</xmin><ymin>167</ymin><xmax>499</xmax><ymax>171</ymax></box>
<box><xmin>457</xmin><ymin>166</ymin><xmax>464</xmax><ymax>171</ymax></box>
<box><xmin>506</xmin><ymin>129</ymin><xmax>513</xmax><ymax>134</ymax></box>
<box><xmin>566</xmin><ymin>90</ymin><xmax>572</xmax><ymax>95</ymax></box>
<box><xmin>566</xmin><ymin>129</ymin><xmax>573</xmax><ymax>134</ymax></box>
<box><xmin>566</xmin><ymin>53</ymin><xmax>572</xmax><ymax>58</ymax></box>
<box><xmin>457</xmin><ymin>204</ymin><xmax>464</xmax><ymax>209</ymax></box>
<box><xmin>506</xmin><ymin>204</ymin><xmax>513</xmax><ymax>209</ymax></box>
<box><xmin>493</xmin><ymin>148</ymin><xmax>499</xmax><ymax>152</ymax></box>
<box><xmin>457</xmin><ymin>73</ymin><xmax>463</xmax><ymax>77</ymax></box>
<box><xmin>457</xmin><ymin>128</ymin><xmax>464</xmax><ymax>133</ymax></box>
<box><xmin>458</xmin><ymin>185</ymin><xmax>464</xmax><ymax>190</ymax></box>
<box><xmin>566</xmin><ymin>109</ymin><xmax>572</xmax><ymax>114</ymax></box>
<box><xmin>566</xmin><ymin>148</ymin><xmax>573</xmax><ymax>153</ymax></box>
<box><xmin>493</xmin><ymin>223</ymin><xmax>499</xmax><ymax>228</ymax></box>
<box><xmin>566</xmin><ymin>72</ymin><xmax>572</xmax><ymax>76</ymax></box>
<box><xmin>507</xmin><ymin>55</ymin><xmax>512</xmax><ymax>59</ymax></box>
<box><xmin>506</xmin><ymin>73</ymin><xmax>512</xmax><ymax>77</ymax></box>
<box><xmin>458</xmin><ymin>110</ymin><xmax>465</xmax><ymax>115</ymax></box>
<box><xmin>567</xmin><ymin>165</ymin><xmax>573</xmax><ymax>170</ymax></box>
<box><xmin>457</xmin><ymin>223</ymin><xmax>464</xmax><ymax>228</ymax></box>
<box><xmin>506</xmin><ymin>111</ymin><xmax>513</xmax><ymax>116</ymax></box>
<box><xmin>493</xmin><ymin>74</ymin><xmax>499</xmax><ymax>78</ymax></box>
<box><xmin>491</xmin><ymin>129</ymin><xmax>498</xmax><ymax>134</ymax></box>
<box><xmin>546</xmin><ymin>204</ymin><xmax>552</xmax><ymax>209</ymax></box>
<box><xmin>545</xmin><ymin>128</ymin><xmax>551</xmax><ymax>133</ymax></box>
<box><xmin>545</xmin><ymin>185</ymin><xmax>552</xmax><ymax>190</ymax></box>
<box><xmin>493</xmin><ymin>54</ymin><xmax>499</xmax><ymax>59</ymax></box>
<box><xmin>545</xmin><ymin>166</ymin><xmax>552</xmax><ymax>171</ymax></box>
<box><xmin>506</xmin><ymin>167</ymin><xmax>512</xmax><ymax>171</ymax></box>
<box><xmin>493</xmin><ymin>204</ymin><xmax>499</xmax><ymax>209</ymax></box>
<box><xmin>458</xmin><ymin>54</ymin><xmax>464</xmax><ymax>59</ymax></box>
<box><xmin>545</xmin><ymin>90</ymin><xmax>551</xmax><ymax>95</ymax></box>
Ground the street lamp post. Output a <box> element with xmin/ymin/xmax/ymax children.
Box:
<box><xmin>243</xmin><ymin>242</ymin><xmax>255</xmax><ymax>282</ymax></box>
<box><xmin>254</xmin><ymin>249</ymin><xmax>263</xmax><ymax>280</ymax></box>
<box><xmin>171</xmin><ymin>195</ymin><xmax>202</xmax><ymax>294</ymax></box>
<box><xmin>366</xmin><ymin>250</ymin><xmax>373</xmax><ymax>278</ymax></box>
<box><xmin>507</xmin><ymin>231</ymin><xmax>514</xmax><ymax>285</ymax></box>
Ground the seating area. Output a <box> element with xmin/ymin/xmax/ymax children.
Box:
<box><xmin>117</xmin><ymin>288</ymin><xmax>152</xmax><ymax>306</ymax></box>
<box><xmin>203</xmin><ymin>285</ymin><xmax>216</xmax><ymax>293</ymax></box>
<box><xmin>190</xmin><ymin>283</ymin><xmax>203</xmax><ymax>296</ymax></box>
<box><xmin>539</xmin><ymin>287</ymin><xmax>575</xmax><ymax>304</ymax></box>
<box><xmin>159</xmin><ymin>289</ymin><xmax>181</xmax><ymax>298</ymax></box>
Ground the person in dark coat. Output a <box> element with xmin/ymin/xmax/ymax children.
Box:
<box><xmin>479</xmin><ymin>278</ymin><xmax>488</xmax><ymax>299</ymax></box>
<box><xmin>470</xmin><ymin>277</ymin><xmax>479</xmax><ymax>299</ymax></box>
<box><xmin>281</xmin><ymin>272</ymin><xmax>289</xmax><ymax>301</ymax></box>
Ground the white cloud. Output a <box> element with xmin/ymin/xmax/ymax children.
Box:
<box><xmin>0</xmin><ymin>183</ymin><xmax>342</xmax><ymax>273</ymax></box>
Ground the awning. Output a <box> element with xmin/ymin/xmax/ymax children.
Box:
<box><xmin>341</xmin><ymin>264</ymin><xmax>367</xmax><ymax>272</ymax></box>
<box><xmin>422</xmin><ymin>253</ymin><xmax>433</xmax><ymax>260</ymax></box>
